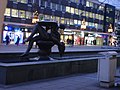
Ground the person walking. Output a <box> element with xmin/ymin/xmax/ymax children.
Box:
<box><xmin>15</xmin><ymin>35</ymin><xmax>20</xmax><ymax>46</ymax></box>
<box><xmin>5</xmin><ymin>34</ymin><xmax>10</xmax><ymax>45</ymax></box>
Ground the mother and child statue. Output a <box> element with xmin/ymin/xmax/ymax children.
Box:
<box><xmin>21</xmin><ymin>21</ymin><xmax>65</xmax><ymax>60</ymax></box>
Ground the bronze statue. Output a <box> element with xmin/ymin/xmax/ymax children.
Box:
<box><xmin>21</xmin><ymin>21</ymin><xmax>65</xmax><ymax>58</ymax></box>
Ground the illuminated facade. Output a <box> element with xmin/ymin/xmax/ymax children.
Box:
<box><xmin>2</xmin><ymin>0</ymin><xmax>120</xmax><ymax>46</ymax></box>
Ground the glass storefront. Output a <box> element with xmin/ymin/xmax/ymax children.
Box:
<box><xmin>3</xmin><ymin>25</ymin><xmax>32</xmax><ymax>44</ymax></box>
<box><xmin>60</xmin><ymin>29</ymin><xmax>109</xmax><ymax>46</ymax></box>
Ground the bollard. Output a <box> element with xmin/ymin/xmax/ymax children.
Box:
<box><xmin>98</xmin><ymin>51</ymin><xmax>117</xmax><ymax>88</ymax></box>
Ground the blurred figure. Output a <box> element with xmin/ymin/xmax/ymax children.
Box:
<box><xmin>5</xmin><ymin>34</ymin><xmax>10</xmax><ymax>45</ymax></box>
<box><xmin>15</xmin><ymin>35</ymin><xmax>20</xmax><ymax>46</ymax></box>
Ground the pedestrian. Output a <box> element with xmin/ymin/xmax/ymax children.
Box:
<box><xmin>5</xmin><ymin>34</ymin><xmax>10</xmax><ymax>45</ymax></box>
<box><xmin>15</xmin><ymin>35</ymin><xmax>20</xmax><ymax>46</ymax></box>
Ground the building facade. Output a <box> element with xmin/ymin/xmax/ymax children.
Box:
<box><xmin>2</xmin><ymin>0</ymin><xmax>120</xmax><ymax>46</ymax></box>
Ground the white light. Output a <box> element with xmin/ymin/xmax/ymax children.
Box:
<box><xmin>4</xmin><ymin>26</ymin><xmax>8</xmax><ymax>30</ymax></box>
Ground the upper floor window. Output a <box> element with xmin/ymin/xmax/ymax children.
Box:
<box><xmin>71</xmin><ymin>7</ymin><xmax>74</xmax><ymax>14</ymax></box>
<box><xmin>19</xmin><ymin>10</ymin><xmax>25</xmax><ymax>18</ymax></box>
<box><xmin>20</xmin><ymin>0</ymin><xmax>28</xmax><ymax>3</ymax></box>
<box><xmin>11</xmin><ymin>9</ymin><xmax>18</xmax><ymax>17</ymax></box>
<box><xmin>56</xmin><ymin>4</ymin><xmax>62</xmax><ymax>11</ymax></box>
<box><xmin>28</xmin><ymin>0</ymin><xmax>33</xmax><ymax>3</ymax></box>
<box><xmin>61</xmin><ymin>5</ymin><xmax>66</xmax><ymax>12</ymax></box>
<box><xmin>4</xmin><ymin>8</ymin><xmax>11</xmax><ymax>16</ymax></box>
<box><xmin>66</xmin><ymin>6</ymin><xmax>71</xmax><ymax>13</ymax></box>
<box><xmin>41</xmin><ymin>0</ymin><xmax>46</xmax><ymax>7</ymax></box>
<box><xmin>26</xmin><ymin>11</ymin><xmax>32</xmax><ymax>19</ymax></box>
<box><xmin>75</xmin><ymin>8</ymin><xmax>79</xmax><ymax>15</ymax></box>
<box><xmin>86</xmin><ymin>1</ymin><xmax>90</xmax><ymax>7</ymax></box>
<box><xmin>51</xmin><ymin>3</ymin><xmax>56</xmax><ymax>10</ymax></box>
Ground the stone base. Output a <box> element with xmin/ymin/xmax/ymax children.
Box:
<box><xmin>99</xmin><ymin>81</ymin><xmax>114</xmax><ymax>88</ymax></box>
<box><xmin>0</xmin><ymin>58</ymin><xmax>97</xmax><ymax>85</ymax></box>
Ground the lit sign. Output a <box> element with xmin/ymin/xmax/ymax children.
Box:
<box><xmin>108</xmin><ymin>24</ymin><xmax>113</xmax><ymax>33</ymax></box>
<box><xmin>81</xmin><ymin>19</ymin><xmax>86</xmax><ymax>30</ymax></box>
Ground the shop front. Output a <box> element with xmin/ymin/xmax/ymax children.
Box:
<box><xmin>2</xmin><ymin>25</ymin><xmax>32</xmax><ymax>44</ymax></box>
<box><xmin>61</xmin><ymin>28</ymin><xmax>109</xmax><ymax>46</ymax></box>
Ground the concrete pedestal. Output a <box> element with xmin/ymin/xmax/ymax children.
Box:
<box><xmin>98</xmin><ymin>51</ymin><xmax>117</xmax><ymax>88</ymax></box>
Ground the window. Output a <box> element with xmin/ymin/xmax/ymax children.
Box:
<box><xmin>70</xmin><ymin>19</ymin><xmax>74</xmax><ymax>25</ymax></box>
<box><xmin>26</xmin><ymin>11</ymin><xmax>32</xmax><ymax>19</ymax></box>
<box><xmin>41</xmin><ymin>0</ymin><xmax>46</xmax><ymax>7</ymax></box>
<box><xmin>66</xmin><ymin>18</ymin><xmax>70</xmax><ymax>25</ymax></box>
<box><xmin>61</xmin><ymin>18</ymin><xmax>65</xmax><ymax>24</ymax></box>
<box><xmin>19</xmin><ymin>10</ymin><xmax>25</xmax><ymax>18</ymax></box>
<box><xmin>56</xmin><ymin>4</ymin><xmax>61</xmax><ymax>11</ymax></box>
<box><xmin>71</xmin><ymin>7</ymin><xmax>74</xmax><ymax>14</ymax></box>
<box><xmin>78</xmin><ymin>20</ymin><xmax>81</xmax><ymax>25</ymax></box>
<box><xmin>4</xmin><ymin>8</ymin><xmax>11</xmax><ymax>16</ymax></box>
<box><xmin>51</xmin><ymin>3</ymin><xmax>56</xmax><ymax>10</ymax></box>
<box><xmin>74</xmin><ymin>20</ymin><xmax>78</xmax><ymax>24</ymax></box>
<box><xmin>28</xmin><ymin>0</ymin><xmax>33</xmax><ymax>3</ymax></box>
<box><xmin>20</xmin><ymin>0</ymin><xmax>27</xmax><ymax>3</ymax></box>
<box><xmin>86</xmin><ymin>1</ymin><xmax>90</xmax><ymax>7</ymax></box>
<box><xmin>56</xmin><ymin>17</ymin><xmax>60</xmax><ymax>24</ymax></box>
<box><xmin>45</xmin><ymin>15</ymin><xmax>50</xmax><ymax>20</ymax></box>
<box><xmin>75</xmin><ymin>0</ymin><xmax>79</xmax><ymax>3</ymax></box>
<box><xmin>61</xmin><ymin>5</ymin><xmax>66</xmax><ymax>12</ymax></box>
<box><xmin>96</xmin><ymin>14</ymin><xmax>99</xmax><ymax>19</ymax></box>
<box><xmin>86</xmin><ymin>11</ymin><xmax>89</xmax><ymax>17</ymax></box>
<box><xmin>89</xmin><ymin>12</ymin><xmax>93</xmax><ymax>18</ymax></box>
<box><xmin>11</xmin><ymin>9</ymin><xmax>18</xmax><ymax>17</ymax></box>
<box><xmin>66</xmin><ymin>6</ymin><xmax>71</xmax><ymax>13</ymax></box>
<box><xmin>75</xmin><ymin>8</ymin><xmax>78</xmax><ymax>15</ymax></box>
<box><xmin>89</xmin><ymin>2</ymin><xmax>93</xmax><ymax>7</ymax></box>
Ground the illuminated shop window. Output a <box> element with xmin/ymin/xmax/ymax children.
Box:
<box><xmin>93</xmin><ymin>13</ymin><xmax>95</xmax><ymax>18</ymax></box>
<box><xmin>70</xmin><ymin>19</ymin><xmax>74</xmax><ymax>25</ymax></box>
<box><xmin>79</xmin><ymin>10</ymin><xmax>81</xmax><ymax>15</ymax></box>
<box><xmin>74</xmin><ymin>20</ymin><xmax>78</xmax><ymax>25</ymax></box>
<box><xmin>66</xmin><ymin>18</ymin><xmax>70</xmax><ymax>25</ymax></box>
<box><xmin>19</xmin><ymin>10</ymin><xmax>25</xmax><ymax>18</ymax></box>
<box><xmin>11</xmin><ymin>9</ymin><xmax>18</xmax><ymax>17</ymax></box>
<box><xmin>95</xmin><ymin>23</ymin><xmax>98</xmax><ymax>28</ymax></box>
<box><xmin>45</xmin><ymin>15</ymin><xmax>50</xmax><ymax>20</ymax></box>
<box><xmin>66</xmin><ymin>6</ymin><xmax>71</xmax><ymax>13</ymax></box>
<box><xmin>51</xmin><ymin>16</ymin><xmax>56</xmax><ymax>21</ymax></box>
<box><xmin>61</xmin><ymin>18</ymin><xmax>65</xmax><ymax>24</ymax></box>
<box><xmin>96</xmin><ymin>14</ymin><xmax>99</xmax><ymax>19</ymax></box>
<box><xmin>82</xmin><ymin>11</ymin><xmax>85</xmax><ymax>16</ymax></box>
<box><xmin>78</xmin><ymin>20</ymin><xmax>81</xmax><ymax>25</ymax></box>
<box><xmin>86</xmin><ymin>1</ymin><xmax>90</xmax><ymax>7</ymax></box>
<box><xmin>4</xmin><ymin>8</ymin><xmax>10</xmax><ymax>16</ymax></box>
<box><xmin>71</xmin><ymin>7</ymin><xmax>74</xmax><ymax>14</ymax></box>
<box><xmin>89</xmin><ymin>12</ymin><xmax>93</xmax><ymax>18</ymax></box>
<box><xmin>56</xmin><ymin>17</ymin><xmax>60</xmax><ymax>24</ymax></box>
<box><xmin>26</xmin><ymin>11</ymin><xmax>32</xmax><ymax>19</ymax></box>
<box><xmin>86</xmin><ymin>11</ymin><xmax>89</xmax><ymax>17</ymax></box>
<box><xmin>89</xmin><ymin>2</ymin><xmax>93</xmax><ymax>7</ymax></box>
<box><xmin>75</xmin><ymin>8</ymin><xmax>78</xmax><ymax>15</ymax></box>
